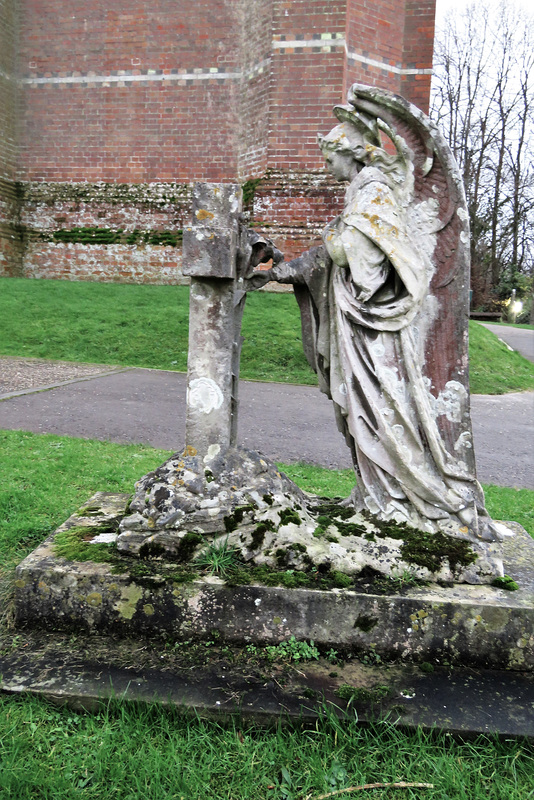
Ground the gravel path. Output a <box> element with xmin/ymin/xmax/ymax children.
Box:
<box><xmin>0</xmin><ymin>357</ymin><xmax>127</xmax><ymax>397</ymax></box>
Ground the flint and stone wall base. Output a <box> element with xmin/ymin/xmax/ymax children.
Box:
<box><xmin>0</xmin><ymin>174</ymin><xmax>344</xmax><ymax>282</ymax></box>
<box><xmin>14</xmin><ymin>493</ymin><xmax>534</xmax><ymax>671</ymax></box>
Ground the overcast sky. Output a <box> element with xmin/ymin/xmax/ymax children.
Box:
<box><xmin>435</xmin><ymin>0</ymin><xmax>532</xmax><ymax>24</ymax></box>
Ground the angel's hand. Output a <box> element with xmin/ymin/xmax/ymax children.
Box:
<box><xmin>243</xmin><ymin>268</ymin><xmax>274</xmax><ymax>292</ymax></box>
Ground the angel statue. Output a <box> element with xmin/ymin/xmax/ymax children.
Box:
<box><xmin>248</xmin><ymin>84</ymin><xmax>503</xmax><ymax>546</ymax></box>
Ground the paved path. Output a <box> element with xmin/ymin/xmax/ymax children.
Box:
<box><xmin>1</xmin><ymin>366</ymin><xmax>532</xmax><ymax>489</ymax></box>
<box><xmin>480</xmin><ymin>323</ymin><xmax>534</xmax><ymax>362</ymax></box>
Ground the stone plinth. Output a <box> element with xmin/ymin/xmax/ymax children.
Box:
<box><xmin>13</xmin><ymin>493</ymin><xmax>534</xmax><ymax>672</ymax></box>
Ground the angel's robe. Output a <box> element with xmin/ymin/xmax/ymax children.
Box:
<box><xmin>272</xmin><ymin>166</ymin><xmax>498</xmax><ymax>541</ymax></box>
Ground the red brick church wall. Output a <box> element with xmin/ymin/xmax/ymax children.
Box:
<box><xmin>0</xmin><ymin>0</ymin><xmax>435</xmax><ymax>283</ymax></box>
<box><xmin>0</xmin><ymin>0</ymin><xmax>22</xmax><ymax>276</ymax></box>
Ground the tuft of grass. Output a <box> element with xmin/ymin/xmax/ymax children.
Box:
<box><xmin>195</xmin><ymin>537</ymin><xmax>242</xmax><ymax>578</ymax></box>
<box><xmin>1</xmin><ymin>277</ymin><xmax>533</xmax><ymax>392</ymax></box>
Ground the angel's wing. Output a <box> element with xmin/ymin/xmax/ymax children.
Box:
<box><xmin>339</xmin><ymin>84</ymin><xmax>468</xmax><ymax>290</ymax></box>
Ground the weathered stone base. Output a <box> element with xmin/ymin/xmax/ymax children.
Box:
<box><xmin>14</xmin><ymin>494</ymin><xmax>534</xmax><ymax>671</ymax></box>
<box><xmin>118</xmin><ymin>447</ymin><xmax>504</xmax><ymax>584</ymax></box>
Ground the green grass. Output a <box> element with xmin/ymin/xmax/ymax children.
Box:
<box><xmin>469</xmin><ymin>322</ymin><xmax>534</xmax><ymax>394</ymax></box>
<box><xmin>1</xmin><ymin>432</ymin><xmax>534</xmax><ymax>798</ymax></box>
<box><xmin>2</xmin><ymin>277</ymin><xmax>533</xmax><ymax>392</ymax></box>
<box><xmin>0</xmin><ymin>277</ymin><xmax>315</xmax><ymax>385</ymax></box>
<box><xmin>1</xmin><ymin>696</ymin><xmax>534</xmax><ymax>800</ymax></box>
<box><xmin>489</xmin><ymin>321</ymin><xmax>534</xmax><ymax>330</ymax></box>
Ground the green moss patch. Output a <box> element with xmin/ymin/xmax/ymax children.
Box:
<box><xmin>335</xmin><ymin>684</ymin><xmax>393</xmax><ymax>703</ymax></box>
<box><xmin>224</xmin><ymin>563</ymin><xmax>355</xmax><ymax>591</ymax></box>
<box><xmin>113</xmin><ymin>560</ymin><xmax>197</xmax><ymax>587</ymax></box>
<box><xmin>53</xmin><ymin>525</ymin><xmax>120</xmax><ymax>564</ymax></box>
<box><xmin>223</xmin><ymin>504</ymin><xmax>256</xmax><ymax>533</ymax></box>
<box><xmin>279</xmin><ymin>508</ymin><xmax>302</xmax><ymax>526</ymax></box>
<box><xmin>250</xmin><ymin>521</ymin><xmax>275</xmax><ymax>550</ymax></box>
<box><xmin>492</xmin><ymin>574</ymin><xmax>519</xmax><ymax>591</ymax></box>
<box><xmin>44</xmin><ymin>227</ymin><xmax>183</xmax><ymax>247</ymax></box>
<box><xmin>241</xmin><ymin>178</ymin><xmax>261</xmax><ymax>211</ymax></box>
<box><xmin>357</xmin><ymin>512</ymin><xmax>478</xmax><ymax>574</ymax></box>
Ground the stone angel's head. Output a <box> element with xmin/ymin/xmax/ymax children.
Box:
<box><xmin>318</xmin><ymin>113</ymin><xmax>408</xmax><ymax>185</ymax></box>
<box><xmin>317</xmin><ymin>123</ymin><xmax>371</xmax><ymax>182</ymax></box>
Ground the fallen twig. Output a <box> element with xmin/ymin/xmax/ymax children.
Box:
<box><xmin>308</xmin><ymin>782</ymin><xmax>434</xmax><ymax>799</ymax></box>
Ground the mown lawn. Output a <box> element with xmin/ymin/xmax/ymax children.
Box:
<box><xmin>1</xmin><ymin>277</ymin><xmax>533</xmax><ymax>393</ymax></box>
<box><xmin>1</xmin><ymin>430</ymin><xmax>533</xmax><ymax>799</ymax></box>
<box><xmin>1</xmin><ymin>694</ymin><xmax>533</xmax><ymax>800</ymax></box>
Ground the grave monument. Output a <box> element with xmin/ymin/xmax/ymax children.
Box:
<box><xmin>15</xmin><ymin>85</ymin><xmax>534</xmax><ymax>675</ymax></box>
<box><xmin>116</xmin><ymin>84</ymin><xmax>504</xmax><ymax>585</ymax></box>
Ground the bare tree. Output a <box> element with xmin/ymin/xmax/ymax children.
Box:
<box><xmin>431</xmin><ymin>1</ymin><xmax>534</xmax><ymax>313</ymax></box>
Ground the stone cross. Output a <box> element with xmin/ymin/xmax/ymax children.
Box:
<box><xmin>182</xmin><ymin>183</ymin><xmax>244</xmax><ymax>461</ymax></box>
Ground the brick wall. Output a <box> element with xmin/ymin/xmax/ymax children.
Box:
<box><xmin>17</xmin><ymin>0</ymin><xmax>246</xmax><ymax>183</ymax></box>
<box><xmin>0</xmin><ymin>0</ymin><xmax>22</xmax><ymax>276</ymax></box>
<box><xmin>18</xmin><ymin>181</ymin><xmax>190</xmax><ymax>283</ymax></box>
<box><xmin>400</xmin><ymin>0</ymin><xmax>435</xmax><ymax>113</ymax></box>
<box><xmin>1</xmin><ymin>0</ymin><xmax>436</xmax><ymax>282</ymax></box>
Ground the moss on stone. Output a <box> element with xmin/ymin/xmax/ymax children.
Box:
<box><xmin>53</xmin><ymin>525</ymin><xmax>119</xmax><ymax>564</ymax></box>
<box><xmin>330</xmin><ymin>570</ymin><xmax>353</xmax><ymax>588</ymax></box>
<box><xmin>223</xmin><ymin>562</ymin><xmax>354</xmax><ymax>592</ymax></box>
<box><xmin>174</xmin><ymin>532</ymin><xmax>204</xmax><ymax>562</ymax></box>
<box><xmin>419</xmin><ymin>661</ymin><xmax>435</xmax><ymax>673</ymax></box>
<box><xmin>279</xmin><ymin>508</ymin><xmax>301</xmax><ymax>526</ymax></box>
<box><xmin>21</xmin><ymin>180</ymin><xmax>191</xmax><ymax>207</ymax></box>
<box><xmin>492</xmin><ymin>575</ymin><xmax>519</xmax><ymax>591</ymax></box>
<box><xmin>353</xmin><ymin>614</ymin><xmax>378</xmax><ymax>632</ymax></box>
<box><xmin>241</xmin><ymin>178</ymin><xmax>261</xmax><ymax>211</ymax></box>
<box><xmin>138</xmin><ymin>540</ymin><xmax>166</xmax><ymax>559</ymax></box>
<box><xmin>335</xmin><ymin>684</ymin><xmax>393</xmax><ymax>703</ymax></box>
<box><xmin>44</xmin><ymin>227</ymin><xmax>183</xmax><ymax>247</ymax></box>
<box><xmin>275</xmin><ymin>548</ymin><xmax>290</xmax><ymax>567</ymax></box>
<box><xmin>120</xmin><ymin>561</ymin><xmax>197</xmax><ymax>586</ymax></box>
<box><xmin>224</xmin><ymin>504</ymin><xmax>256</xmax><ymax>533</ymax></box>
<box><xmin>77</xmin><ymin>505</ymin><xmax>105</xmax><ymax>516</ymax></box>
<box><xmin>399</xmin><ymin>529</ymin><xmax>477</xmax><ymax>574</ymax></box>
<box><xmin>250</xmin><ymin>520</ymin><xmax>276</xmax><ymax>550</ymax></box>
<box><xmin>312</xmin><ymin>502</ymin><xmax>355</xmax><ymax>521</ymax></box>
<box><xmin>335</xmin><ymin>520</ymin><xmax>368</xmax><ymax>537</ymax></box>
<box><xmin>137</xmin><ymin>533</ymin><xmax>204</xmax><ymax>563</ymax></box>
